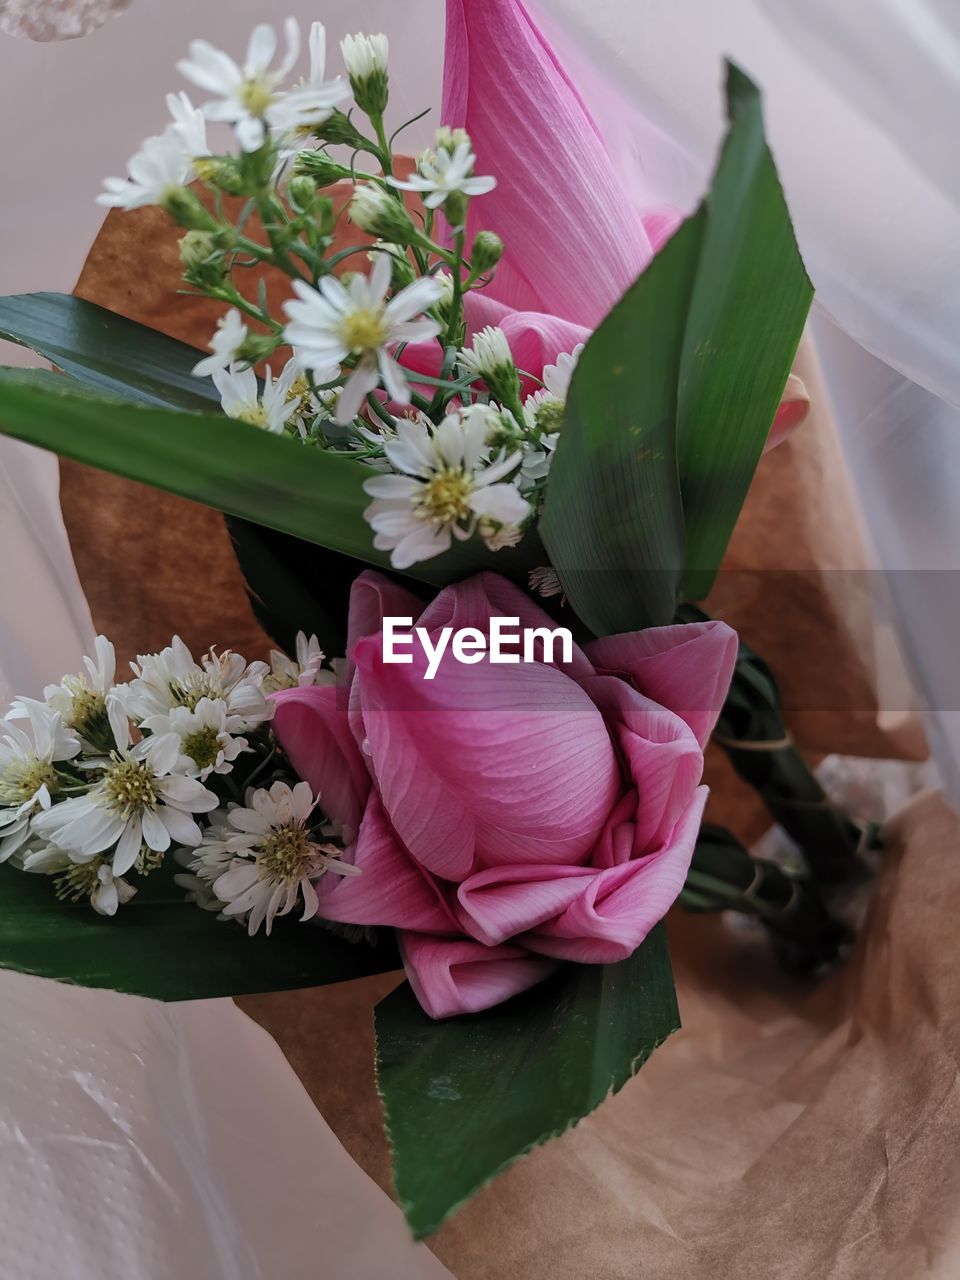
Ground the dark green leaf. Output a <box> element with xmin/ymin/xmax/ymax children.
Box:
<box><xmin>0</xmin><ymin>375</ymin><xmax>538</xmax><ymax>590</ymax></box>
<box><xmin>226</xmin><ymin>516</ymin><xmax>432</xmax><ymax>656</ymax></box>
<box><xmin>678</xmin><ymin>66</ymin><xmax>813</xmax><ymax>598</ymax></box>
<box><xmin>539</xmin><ymin>216</ymin><xmax>703</xmax><ymax>633</ymax></box>
<box><xmin>0</xmin><ymin>861</ymin><xmax>400</xmax><ymax>1000</ymax></box>
<box><xmin>375</xmin><ymin>924</ymin><xmax>678</xmax><ymax>1237</ymax></box>
<box><xmin>0</xmin><ymin>292</ymin><xmax>221</xmax><ymax>411</ymax></box>
<box><xmin>541</xmin><ymin>64</ymin><xmax>812</xmax><ymax>630</ymax></box>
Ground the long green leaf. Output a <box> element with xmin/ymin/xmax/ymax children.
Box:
<box><xmin>539</xmin><ymin>215</ymin><xmax>703</xmax><ymax>632</ymax></box>
<box><xmin>678</xmin><ymin>66</ymin><xmax>813</xmax><ymax>598</ymax></box>
<box><xmin>0</xmin><ymin>292</ymin><xmax>220</xmax><ymax>411</ymax></box>
<box><xmin>375</xmin><ymin>924</ymin><xmax>678</xmax><ymax>1237</ymax></box>
<box><xmin>0</xmin><ymin>861</ymin><xmax>400</xmax><ymax>1000</ymax></box>
<box><xmin>541</xmin><ymin>64</ymin><xmax>811</xmax><ymax>630</ymax></box>
<box><xmin>0</xmin><ymin>375</ymin><xmax>537</xmax><ymax>589</ymax></box>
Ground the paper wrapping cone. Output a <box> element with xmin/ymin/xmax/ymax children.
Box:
<box><xmin>240</xmin><ymin>789</ymin><xmax>960</xmax><ymax>1278</ymax></box>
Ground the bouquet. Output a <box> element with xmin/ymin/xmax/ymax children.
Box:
<box><xmin>0</xmin><ymin>0</ymin><xmax>878</xmax><ymax>1235</ymax></box>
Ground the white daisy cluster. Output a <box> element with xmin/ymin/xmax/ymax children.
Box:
<box><xmin>0</xmin><ymin>630</ymin><xmax>337</xmax><ymax>928</ymax></box>
<box><xmin>96</xmin><ymin>16</ymin><xmax>582</xmax><ymax>573</ymax></box>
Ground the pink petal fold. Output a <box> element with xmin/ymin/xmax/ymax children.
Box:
<box><xmin>315</xmin><ymin>794</ymin><xmax>458</xmax><ymax>935</ymax></box>
<box><xmin>586</xmin><ymin>620</ymin><xmax>738</xmax><ymax>748</ymax></box>
<box><xmin>270</xmin><ymin>685</ymin><xmax>370</xmax><ymax>833</ymax></box>
<box><xmin>526</xmin><ymin>787</ymin><xmax>707</xmax><ymax>963</ymax></box>
<box><xmin>400</xmin><ymin>931</ymin><xmax>559</xmax><ymax>1019</ymax></box>
<box><xmin>443</xmin><ymin>0</ymin><xmax>653</xmax><ymax>326</ymax></box>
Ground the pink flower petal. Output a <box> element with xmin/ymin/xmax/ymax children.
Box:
<box><xmin>442</xmin><ymin>0</ymin><xmax>653</xmax><ymax>326</ymax></box>
<box><xmin>351</xmin><ymin>623</ymin><xmax>620</xmax><ymax>878</ymax></box>
<box><xmin>581</xmin><ymin>674</ymin><xmax>704</xmax><ymax>852</ymax></box>
<box><xmin>526</xmin><ymin>787</ymin><xmax>707</xmax><ymax>963</ymax></box>
<box><xmin>456</xmin><ymin>863</ymin><xmax>596</xmax><ymax>946</ymax></box>
<box><xmin>270</xmin><ymin>685</ymin><xmax>370</xmax><ymax>833</ymax></box>
<box><xmin>345</xmin><ymin>570</ymin><xmax>426</xmax><ymax>681</ymax></box>
<box><xmin>641</xmin><ymin>205</ymin><xmax>685</xmax><ymax>252</ymax></box>
<box><xmin>764</xmin><ymin>374</ymin><xmax>811</xmax><ymax>453</ymax></box>
<box><xmin>400</xmin><ymin>931</ymin><xmax>559</xmax><ymax>1018</ymax></box>
<box><xmin>315</xmin><ymin>794</ymin><xmax>458</xmax><ymax>934</ymax></box>
<box><xmin>585</xmin><ymin>620</ymin><xmax>738</xmax><ymax>748</ymax></box>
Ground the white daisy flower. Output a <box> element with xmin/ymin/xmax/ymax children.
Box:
<box><xmin>193</xmin><ymin>308</ymin><xmax>249</xmax><ymax>378</ymax></box>
<box><xmin>165</xmin><ymin>91</ymin><xmax>209</xmax><ymax>159</ymax></box>
<box><xmin>0</xmin><ymin>704</ymin><xmax>81</xmax><ymax>863</ymax></box>
<box><xmin>23</xmin><ymin>847</ymin><xmax>137</xmax><ymax>917</ymax></box>
<box><xmin>519</xmin><ymin>344</ymin><xmax>583</xmax><ymax>485</ymax></box>
<box><xmin>541</xmin><ymin>344</ymin><xmax>584</xmax><ymax>400</ymax></box>
<box><xmin>283</xmin><ymin>252</ymin><xmax>443</xmax><ymax>424</ymax></box>
<box><xmin>178</xmin><ymin>18</ymin><xmax>301</xmax><ymax>153</ymax></box>
<box><xmin>139</xmin><ymin>696</ymin><xmax>249</xmax><ymax>781</ymax></box>
<box><xmin>388</xmin><ymin>137</ymin><xmax>496</xmax><ymax>210</ymax></box>
<box><xmin>186</xmin><ymin>781</ymin><xmax>359</xmax><ymax>936</ymax></box>
<box><xmin>362</xmin><ymin>411</ymin><xmax>529</xmax><ymax>569</ymax></box>
<box><xmin>340</xmin><ymin>32</ymin><xmax>388</xmax><ymax>83</ymax></box>
<box><xmin>117</xmin><ymin>636</ymin><xmax>272</xmax><ymax>730</ymax></box>
<box><xmin>98</xmin><ymin>127</ymin><xmax>192</xmax><ymax>211</ymax></box>
<box><xmin>31</xmin><ymin>718</ymin><xmax>218</xmax><ymax>877</ymax></box>
<box><xmin>262</xmin><ymin>632</ymin><xmax>333</xmax><ymax>693</ymax></box>
<box><xmin>8</xmin><ymin>635</ymin><xmax>118</xmax><ymax>750</ymax></box>
<box><xmin>213</xmin><ymin>358</ymin><xmax>301</xmax><ymax>433</ymax></box>
<box><xmin>266</xmin><ymin>22</ymin><xmax>347</xmax><ymax>136</ymax></box>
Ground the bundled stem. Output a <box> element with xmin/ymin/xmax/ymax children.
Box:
<box><xmin>680</xmin><ymin>606</ymin><xmax>881</xmax><ymax>884</ymax></box>
<box><xmin>682</xmin><ymin>824</ymin><xmax>853</xmax><ymax>973</ymax></box>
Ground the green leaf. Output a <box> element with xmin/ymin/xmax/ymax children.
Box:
<box><xmin>0</xmin><ymin>861</ymin><xmax>400</xmax><ymax>1000</ymax></box>
<box><xmin>0</xmin><ymin>374</ymin><xmax>537</xmax><ymax>590</ymax></box>
<box><xmin>678</xmin><ymin>66</ymin><xmax>813</xmax><ymax>598</ymax></box>
<box><xmin>375</xmin><ymin>924</ymin><xmax>678</xmax><ymax>1237</ymax></box>
<box><xmin>539</xmin><ymin>216</ymin><xmax>704</xmax><ymax>632</ymax></box>
<box><xmin>0</xmin><ymin>293</ymin><xmax>221</xmax><ymax>411</ymax></box>
<box><xmin>541</xmin><ymin>63</ymin><xmax>811</xmax><ymax>630</ymax></box>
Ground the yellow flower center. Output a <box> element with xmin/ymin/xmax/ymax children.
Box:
<box><xmin>259</xmin><ymin>823</ymin><xmax>315</xmax><ymax>881</ymax></box>
<box><xmin>237</xmin><ymin>403</ymin><xmax>269</xmax><ymax>428</ymax></box>
<box><xmin>287</xmin><ymin>373</ymin><xmax>311</xmax><ymax>401</ymax></box>
<box><xmin>0</xmin><ymin>759</ymin><xmax>59</xmax><ymax>806</ymax></box>
<box><xmin>103</xmin><ymin>758</ymin><xmax>158</xmax><ymax>818</ymax></box>
<box><xmin>168</xmin><ymin>676</ymin><xmax>217</xmax><ymax>711</ymax></box>
<box><xmin>182</xmin><ymin>726</ymin><xmax>222</xmax><ymax>771</ymax></box>
<box><xmin>54</xmin><ymin>859</ymin><xmax>105</xmax><ymax>903</ymax></box>
<box><xmin>238</xmin><ymin>76</ymin><xmax>275</xmax><ymax>117</ymax></box>
<box><xmin>419</xmin><ymin>468</ymin><xmax>473</xmax><ymax>526</ymax></box>
<box><xmin>340</xmin><ymin>307</ymin><xmax>388</xmax><ymax>353</ymax></box>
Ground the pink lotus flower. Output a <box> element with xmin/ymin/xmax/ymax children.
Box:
<box><xmin>401</xmin><ymin>0</ymin><xmax>808</xmax><ymax>443</ymax></box>
<box><xmin>271</xmin><ymin>572</ymin><xmax>737</xmax><ymax>1018</ymax></box>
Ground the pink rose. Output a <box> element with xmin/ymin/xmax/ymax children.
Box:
<box><xmin>271</xmin><ymin>572</ymin><xmax>737</xmax><ymax>1018</ymax></box>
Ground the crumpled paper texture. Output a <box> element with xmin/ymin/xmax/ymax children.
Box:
<box><xmin>241</xmin><ymin>789</ymin><xmax>960</xmax><ymax>1279</ymax></box>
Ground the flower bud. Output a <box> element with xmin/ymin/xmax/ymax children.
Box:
<box><xmin>435</xmin><ymin>126</ymin><xmax>472</xmax><ymax>152</ymax></box>
<box><xmin>293</xmin><ymin>149</ymin><xmax>352</xmax><ymax>187</ymax></box>
<box><xmin>193</xmin><ymin>156</ymin><xmax>246</xmax><ymax>196</ymax></box>
<box><xmin>459</xmin><ymin>326</ymin><xmax>522</xmax><ymax>410</ymax></box>
<box><xmin>350</xmin><ymin>185</ymin><xmax>415</xmax><ymax>244</ymax></box>
<box><xmin>313</xmin><ymin>110</ymin><xmax>370</xmax><ymax>150</ymax></box>
<box><xmin>163</xmin><ymin>187</ymin><xmax>216</xmax><ymax>231</ymax></box>
<box><xmin>236</xmin><ymin>332</ymin><xmax>281</xmax><ymax>365</ymax></box>
<box><xmin>287</xmin><ymin>175</ymin><xmax>319</xmax><ymax>213</ymax></box>
<box><xmin>341</xmin><ymin>33</ymin><xmax>389</xmax><ymax>116</ymax></box>
<box><xmin>471</xmin><ymin>230</ymin><xmax>503</xmax><ymax>274</ymax></box>
<box><xmin>178</xmin><ymin>230</ymin><xmax>225</xmax><ymax>287</ymax></box>
<box><xmin>443</xmin><ymin>189</ymin><xmax>468</xmax><ymax>230</ymax></box>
